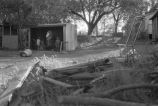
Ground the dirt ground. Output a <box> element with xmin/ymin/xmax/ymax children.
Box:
<box><xmin>0</xmin><ymin>45</ymin><xmax>119</xmax><ymax>64</ymax></box>
<box><xmin>0</xmin><ymin>38</ymin><xmax>157</xmax><ymax>106</ymax></box>
<box><xmin>0</xmin><ymin>38</ymin><xmax>154</xmax><ymax>68</ymax></box>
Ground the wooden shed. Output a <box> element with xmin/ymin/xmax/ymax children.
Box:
<box><xmin>0</xmin><ymin>23</ymin><xmax>78</xmax><ymax>51</ymax></box>
<box><xmin>28</xmin><ymin>23</ymin><xmax>77</xmax><ymax>51</ymax></box>
<box><xmin>0</xmin><ymin>24</ymin><xmax>18</xmax><ymax>49</ymax></box>
<box><xmin>144</xmin><ymin>12</ymin><xmax>153</xmax><ymax>39</ymax></box>
<box><xmin>150</xmin><ymin>10</ymin><xmax>158</xmax><ymax>40</ymax></box>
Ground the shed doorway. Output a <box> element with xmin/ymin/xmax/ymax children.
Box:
<box><xmin>30</xmin><ymin>26</ymin><xmax>63</xmax><ymax>51</ymax></box>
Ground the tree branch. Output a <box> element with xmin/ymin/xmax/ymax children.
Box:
<box><xmin>91</xmin><ymin>11</ymin><xmax>98</xmax><ymax>23</ymax></box>
<box><xmin>79</xmin><ymin>0</ymin><xmax>86</xmax><ymax>19</ymax></box>
<box><xmin>70</xmin><ymin>10</ymin><xmax>88</xmax><ymax>24</ymax></box>
<box><xmin>93</xmin><ymin>7</ymin><xmax>117</xmax><ymax>26</ymax></box>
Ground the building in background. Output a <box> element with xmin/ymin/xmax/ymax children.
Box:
<box><xmin>0</xmin><ymin>23</ymin><xmax>77</xmax><ymax>51</ymax></box>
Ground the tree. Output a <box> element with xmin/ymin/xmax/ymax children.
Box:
<box><xmin>65</xmin><ymin>0</ymin><xmax>122</xmax><ymax>36</ymax></box>
<box><xmin>120</xmin><ymin>0</ymin><xmax>149</xmax><ymax>37</ymax></box>
<box><xmin>112</xmin><ymin>9</ymin><xmax>123</xmax><ymax>36</ymax></box>
<box><xmin>0</xmin><ymin>0</ymin><xmax>32</xmax><ymax>25</ymax></box>
<box><xmin>112</xmin><ymin>0</ymin><xmax>149</xmax><ymax>37</ymax></box>
<box><xmin>149</xmin><ymin>0</ymin><xmax>158</xmax><ymax>8</ymax></box>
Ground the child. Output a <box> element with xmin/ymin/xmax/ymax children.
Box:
<box><xmin>36</xmin><ymin>37</ymin><xmax>41</xmax><ymax>50</ymax></box>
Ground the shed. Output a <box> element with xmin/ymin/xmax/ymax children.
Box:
<box><xmin>29</xmin><ymin>23</ymin><xmax>77</xmax><ymax>51</ymax></box>
<box><xmin>0</xmin><ymin>24</ymin><xmax>18</xmax><ymax>49</ymax></box>
<box><xmin>150</xmin><ymin>10</ymin><xmax>158</xmax><ymax>40</ymax></box>
<box><xmin>0</xmin><ymin>23</ymin><xmax>77</xmax><ymax>51</ymax></box>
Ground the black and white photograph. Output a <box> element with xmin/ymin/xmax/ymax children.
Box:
<box><xmin>0</xmin><ymin>0</ymin><xmax>158</xmax><ymax>106</ymax></box>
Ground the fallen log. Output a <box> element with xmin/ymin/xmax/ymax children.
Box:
<box><xmin>90</xmin><ymin>68</ymin><xmax>131</xmax><ymax>84</ymax></box>
<box><xmin>68</xmin><ymin>72</ymin><xmax>98</xmax><ymax>80</ymax></box>
<box><xmin>42</xmin><ymin>77</ymin><xmax>73</xmax><ymax>88</ymax></box>
<box><xmin>71</xmin><ymin>85</ymin><xmax>93</xmax><ymax>95</ymax></box>
<box><xmin>50</xmin><ymin>58</ymin><xmax>112</xmax><ymax>75</ymax></box>
<box><xmin>53</xmin><ymin>66</ymin><xmax>88</xmax><ymax>75</ymax></box>
<box><xmin>58</xmin><ymin>96</ymin><xmax>158</xmax><ymax>106</ymax></box>
<box><xmin>43</xmin><ymin>76</ymin><xmax>94</xmax><ymax>90</ymax></box>
<box><xmin>61</xmin><ymin>68</ymin><xmax>129</xmax><ymax>81</ymax></box>
<box><xmin>80</xmin><ymin>84</ymin><xmax>158</xmax><ymax>98</ymax></box>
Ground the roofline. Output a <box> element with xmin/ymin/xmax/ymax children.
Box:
<box><xmin>36</xmin><ymin>23</ymin><xmax>68</xmax><ymax>27</ymax></box>
<box><xmin>150</xmin><ymin>10</ymin><xmax>158</xmax><ymax>20</ymax></box>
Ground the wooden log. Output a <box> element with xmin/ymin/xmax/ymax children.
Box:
<box><xmin>68</xmin><ymin>72</ymin><xmax>98</xmax><ymax>80</ymax></box>
<box><xmin>80</xmin><ymin>84</ymin><xmax>158</xmax><ymax>98</ymax></box>
<box><xmin>50</xmin><ymin>58</ymin><xmax>111</xmax><ymax>75</ymax></box>
<box><xmin>53</xmin><ymin>66</ymin><xmax>88</xmax><ymax>75</ymax></box>
<box><xmin>62</xmin><ymin>68</ymin><xmax>130</xmax><ymax>81</ymax></box>
<box><xmin>58</xmin><ymin>96</ymin><xmax>158</xmax><ymax>106</ymax></box>
<box><xmin>71</xmin><ymin>88</ymin><xmax>85</xmax><ymax>95</ymax></box>
<box><xmin>42</xmin><ymin>77</ymin><xmax>73</xmax><ymax>88</ymax></box>
<box><xmin>90</xmin><ymin>68</ymin><xmax>131</xmax><ymax>84</ymax></box>
<box><xmin>71</xmin><ymin>85</ymin><xmax>93</xmax><ymax>95</ymax></box>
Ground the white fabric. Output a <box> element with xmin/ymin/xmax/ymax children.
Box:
<box><xmin>36</xmin><ymin>39</ymin><xmax>40</xmax><ymax>46</ymax></box>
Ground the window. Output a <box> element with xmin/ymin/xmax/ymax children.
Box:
<box><xmin>4</xmin><ymin>26</ymin><xmax>10</xmax><ymax>36</ymax></box>
<box><xmin>4</xmin><ymin>25</ymin><xmax>18</xmax><ymax>36</ymax></box>
<box><xmin>11</xmin><ymin>26</ymin><xmax>18</xmax><ymax>35</ymax></box>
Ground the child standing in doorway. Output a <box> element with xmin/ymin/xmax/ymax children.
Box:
<box><xmin>36</xmin><ymin>37</ymin><xmax>41</xmax><ymax>50</ymax></box>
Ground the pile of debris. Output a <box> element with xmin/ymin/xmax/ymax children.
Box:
<box><xmin>1</xmin><ymin>57</ymin><xmax>158</xmax><ymax>106</ymax></box>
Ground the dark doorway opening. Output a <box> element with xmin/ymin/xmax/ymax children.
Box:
<box><xmin>30</xmin><ymin>26</ymin><xmax>63</xmax><ymax>50</ymax></box>
<box><xmin>0</xmin><ymin>26</ymin><xmax>2</xmax><ymax>48</ymax></box>
<box><xmin>149</xmin><ymin>34</ymin><xmax>152</xmax><ymax>40</ymax></box>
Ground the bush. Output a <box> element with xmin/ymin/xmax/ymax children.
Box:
<box><xmin>77</xmin><ymin>35</ymin><xmax>89</xmax><ymax>44</ymax></box>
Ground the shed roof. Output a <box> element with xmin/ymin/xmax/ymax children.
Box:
<box><xmin>150</xmin><ymin>10</ymin><xmax>158</xmax><ymax>20</ymax></box>
<box><xmin>35</xmin><ymin>23</ymin><xmax>68</xmax><ymax>28</ymax></box>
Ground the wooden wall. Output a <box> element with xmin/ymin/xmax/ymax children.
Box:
<box><xmin>152</xmin><ymin>16</ymin><xmax>158</xmax><ymax>40</ymax></box>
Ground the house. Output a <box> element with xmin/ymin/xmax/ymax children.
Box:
<box><xmin>0</xmin><ymin>23</ymin><xmax>78</xmax><ymax>51</ymax></box>
<box><xmin>150</xmin><ymin>10</ymin><xmax>158</xmax><ymax>40</ymax></box>
<box><xmin>144</xmin><ymin>12</ymin><xmax>153</xmax><ymax>39</ymax></box>
<box><xmin>146</xmin><ymin>3</ymin><xmax>158</xmax><ymax>40</ymax></box>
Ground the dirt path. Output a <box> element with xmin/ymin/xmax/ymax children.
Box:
<box><xmin>0</xmin><ymin>45</ymin><xmax>121</xmax><ymax>65</ymax></box>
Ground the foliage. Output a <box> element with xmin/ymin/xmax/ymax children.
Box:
<box><xmin>121</xmin><ymin>0</ymin><xmax>149</xmax><ymax>36</ymax></box>
<box><xmin>27</xmin><ymin>0</ymin><xmax>69</xmax><ymax>24</ymax></box>
<box><xmin>0</xmin><ymin>0</ymin><xmax>32</xmax><ymax>25</ymax></box>
<box><xmin>77</xmin><ymin>35</ymin><xmax>90</xmax><ymax>44</ymax></box>
<box><xmin>65</xmin><ymin>0</ymin><xmax>123</xmax><ymax>36</ymax></box>
<box><xmin>112</xmin><ymin>0</ymin><xmax>149</xmax><ymax>36</ymax></box>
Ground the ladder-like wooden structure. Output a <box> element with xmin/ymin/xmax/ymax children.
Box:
<box><xmin>125</xmin><ymin>16</ymin><xmax>144</xmax><ymax>62</ymax></box>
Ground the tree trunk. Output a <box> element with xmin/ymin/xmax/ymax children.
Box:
<box><xmin>114</xmin><ymin>20</ymin><xmax>119</xmax><ymax>37</ymax></box>
<box><xmin>87</xmin><ymin>23</ymin><xmax>95</xmax><ymax>36</ymax></box>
